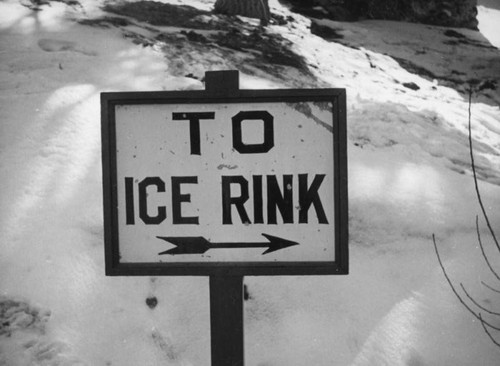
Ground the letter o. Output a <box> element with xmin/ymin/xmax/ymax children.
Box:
<box><xmin>232</xmin><ymin>111</ymin><xmax>274</xmax><ymax>154</ymax></box>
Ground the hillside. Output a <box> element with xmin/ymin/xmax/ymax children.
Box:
<box><xmin>1</xmin><ymin>0</ymin><xmax>499</xmax><ymax>365</ymax></box>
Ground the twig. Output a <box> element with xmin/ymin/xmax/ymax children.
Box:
<box><xmin>476</xmin><ymin>215</ymin><xmax>500</xmax><ymax>281</ymax></box>
<box><xmin>482</xmin><ymin>281</ymin><xmax>500</xmax><ymax>294</ymax></box>
<box><xmin>467</xmin><ymin>88</ymin><xmax>500</xmax><ymax>253</ymax></box>
<box><xmin>432</xmin><ymin>234</ymin><xmax>500</xmax><ymax>331</ymax></box>
<box><xmin>479</xmin><ymin>313</ymin><xmax>500</xmax><ymax>348</ymax></box>
<box><xmin>461</xmin><ymin>283</ymin><xmax>500</xmax><ymax>316</ymax></box>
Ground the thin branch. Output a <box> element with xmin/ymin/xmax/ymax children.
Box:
<box><xmin>476</xmin><ymin>215</ymin><xmax>500</xmax><ymax>281</ymax></box>
<box><xmin>461</xmin><ymin>283</ymin><xmax>500</xmax><ymax>316</ymax></box>
<box><xmin>468</xmin><ymin>88</ymin><xmax>500</xmax><ymax>253</ymax></box>
<box><xmin>482</xmin><ymin>281</ymin><xmax>500</xmax><ymax>294</ymax></box>
<box><xmin>432</xmin><ymin>234</ymin><xmax>500</xmax><ymax>331</ymax></box>
<box><xmin>479</xmin><ymin>313</ymin><xmax>500</xmax><ymax>348</ymax></box>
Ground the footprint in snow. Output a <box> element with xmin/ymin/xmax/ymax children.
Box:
<box><xmin>38</xmin><ymin>39</ymin><xmax>96</xmax><ymax>56</ymax></box>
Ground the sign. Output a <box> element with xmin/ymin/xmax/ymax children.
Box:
<box><xmin>101</xmin><ymin>75</ymin><xmax>348</xmax><ymax>276</ymax></box>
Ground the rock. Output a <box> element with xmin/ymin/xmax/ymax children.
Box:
<box><xmin>288</xmin><ymin>0</ymin><xmax>478</xmax><ymax>29</ymax></box>
<box><xmin>403</xmin><ymin>82</ymin><xmax>420</xmax><ymax>90</ymax></box>
<box><xmin>310</xmin><ymin>21</ymin><xmax>344</xmax><ymax>40</ymax></box>
<box><xmin>406</xmin><ymin>0</ymin><xmax>478</xmax><ymax>29</ymax></box>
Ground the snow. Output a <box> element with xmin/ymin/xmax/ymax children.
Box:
<box><xmin>1</xmin><ymin>0</ymin><xmax>499</xmax><ymax>365</ymax></box>
<box><xmin>478</xmin><ymin>3</ymin><xmax>500</xmax><ymax>49</ymax></box>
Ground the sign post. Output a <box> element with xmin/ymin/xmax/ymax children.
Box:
<box><xmin>210</xmin><ymin>275</ymin><xmax>244</xmax><ymax>366</ymax></box>
<box><xmin>207</xmin><ymin>71</ymin><xmax>244</xmax><ymax>366</ymax></box>
<box><xmin>101</xmin><ymin>70</ymin><xmax>348</xmax><ymax>365</ymax></box>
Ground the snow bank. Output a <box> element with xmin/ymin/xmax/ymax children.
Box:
<box><xmin>1</xmin><ymin>0</ymin><xmax>499</xmax><ymax>365</ymax></box>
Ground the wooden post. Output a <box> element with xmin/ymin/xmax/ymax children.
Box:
<box><xmin>205</xmin><ymin>70</ymin><xmax>240</xmax><ymax>95</ymax></box>
<box><xmin>210</xmin><ymin>275</ymin><xmax>244</xmax><ymax>366</ymax></box>
<box><xmin>205</xmin><ymin>70</ymin><xmax>245</xmax><ymax>366</ymax></box>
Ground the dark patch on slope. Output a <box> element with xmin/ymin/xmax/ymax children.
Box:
<box><xmin>443</xmin><ymin>29</ymin><xmax>498</xmax><ymax>50</ymax></box>
<box><xmin>88</xmin><ymin>1</ymin><xmax>313</xmax><ymax>81</ymax></box>
<box><xmin>310</xmin><ymin>22</ymin><xmax>344</xmax><ymax>41</ymax></box>
<box><xmin>103</xmin><ymin>1</ymin><xmax>212</xmax><ymax>29</ymax></box>
<box><xmin>212</xmin><ymin>26</ymin><xmax>311</xmax><ymax>72</ymax></box>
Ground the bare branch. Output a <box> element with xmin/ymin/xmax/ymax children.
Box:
<box><xmin>476</xmin><ymin>215</ymin><xmax>500</xmax><ymax>281</ymax></box>
<box><xmin>467</xmin><ymin>88</ymin><xmax>500</xmax><ymax>253</ymax></box>
<box><xmin>432</xmin><ymin>234</ymin><xmax>500</xmax><ymax>331</ymax></box>
<box><xmin>479</xmin><ymin>313</ymin><xmax>500</xmax><ymax>348</ymax></box>
<box><xmin>482</xmin><ymin>281</ymin><xmax>500</xmax><ymax>294</ymax></box>
<box><xmin>432</xmin><ymin>93</ymin><xmax>500</xmax><ymax>348</ymax></box>
<box><xmin>461</xmin><ymin>283</ymin><xmax>500</xmax><ymax>316</ymax></box>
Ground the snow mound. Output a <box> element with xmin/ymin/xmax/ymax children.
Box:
<box><xmin>38</xmin><ymin>39</ymin><xmax>77</xmax><ymax>52</ymax></box>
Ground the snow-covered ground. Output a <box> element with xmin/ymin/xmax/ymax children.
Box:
<box><xmin>1</xmin><ymin>0</ymin><xmax>499</xmax><ymax>365</ymax></box>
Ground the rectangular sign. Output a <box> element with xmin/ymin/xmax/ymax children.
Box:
<box><xmin>101</xmin><ymin>87</ymin><xmax>347</xmax><ymax>276</ymax></box>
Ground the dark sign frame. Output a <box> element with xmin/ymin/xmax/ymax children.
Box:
<box><xmin>101</xmin><ymin>79</ymin><xmax>348</xmax><ymax>277</ymax></box>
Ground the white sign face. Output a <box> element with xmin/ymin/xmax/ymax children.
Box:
<box><xmin>114</xmin><ymin>101</ymin><xmax>335</xmax><ymax>264</ymax></box>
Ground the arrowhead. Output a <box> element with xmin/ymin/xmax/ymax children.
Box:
<box><xmin>260</xmin><ymin>233</ymin><xmax>299</xmax><ymax>255</ymax></box>
<box><xmin>157</xmin><ymin>236</ymin><xmax>211</xmax><ymax>255</ymax></box>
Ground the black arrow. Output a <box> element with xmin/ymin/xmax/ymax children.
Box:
<box><xmin>157</xmin><ymin>234</ymin><xmax>299</xmax><ymax>255</ymax></box>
